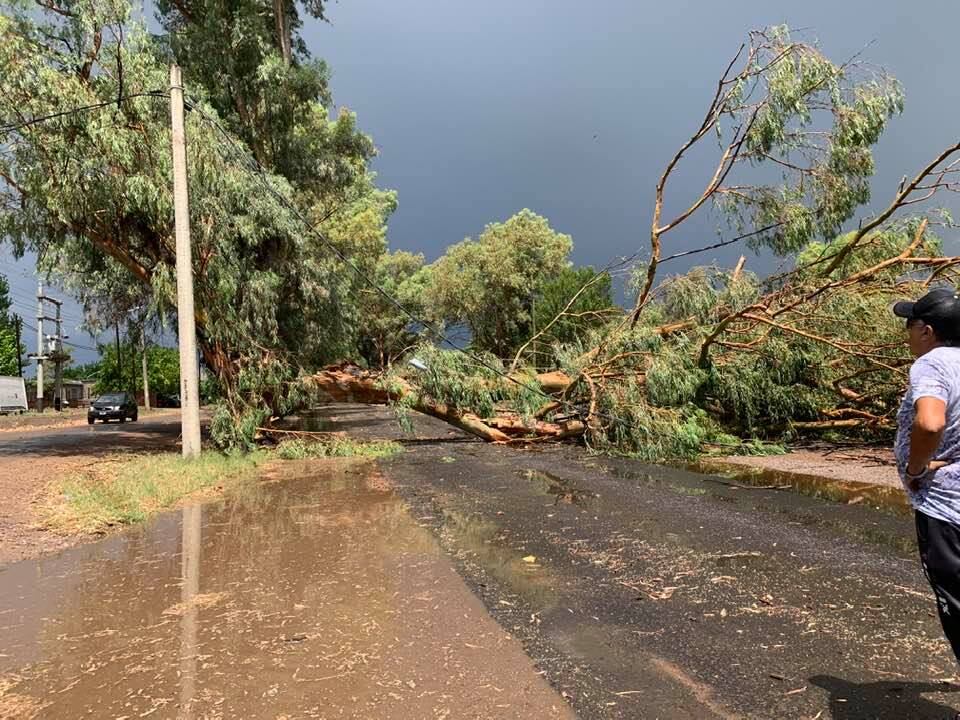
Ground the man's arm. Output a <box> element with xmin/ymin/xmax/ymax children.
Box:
<box><xmin>907</xmin><ymin>396</ymin><xmax>947</xmax><ymax>476</ymax></box>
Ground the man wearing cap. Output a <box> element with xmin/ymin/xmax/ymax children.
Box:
<box><xmin>893</xmin><ymin>286</ymin><xmax>960</xmax><ymax>666</ymax></box>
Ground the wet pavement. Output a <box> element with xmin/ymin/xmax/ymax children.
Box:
<box><xmin>372</xmin><ymin>423</ymin><xmax>960</xmax><ymax>719</ymax></box>
<box><xmin>0</xmin><ymin>411</ymin><xmax>188</xmax><ymax>458</ymax></box>
<box><xmin>0</xmin><ymin>460</ymin><xmax>570</xmax><ymax>719</ymax></box>
<box><xmin>4</xmin><ymin>403</ymin><xmax>960</xmax><ymax>719</ymax></box>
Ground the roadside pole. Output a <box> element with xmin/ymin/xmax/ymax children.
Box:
<box><xmin>54</xmin><ymin>303</ymin><xmax>63</xmax><ymax>411</ymax></box>
<box><xmin>170</xmin><ymin>64</ymin><xmax>202</xmax><ymax>458</ymax></box>
<box><xmin>115</xmin><ymin>323</ymin><xmax>123</xmax><ymax>392</ymax></box>
<box><xmin>35</xmin><ymin>284</ymin><xmax>43</xmax><ymax>412</ymax></box>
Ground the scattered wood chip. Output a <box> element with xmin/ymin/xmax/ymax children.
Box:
<box><xmin>785</xmin><ymin>686</ymin><xmax>807</xmax><ymax>695</ymax></box>
<box><xmin>647</xmin><ymin>587</ymin><xmax>678</xmax><ymax>601</ymax></box>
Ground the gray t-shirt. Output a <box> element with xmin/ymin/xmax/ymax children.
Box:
<box><xmin>895</xmin><ymin>346</ymin><xmax>960</xmax><ymax>525</ymax></box>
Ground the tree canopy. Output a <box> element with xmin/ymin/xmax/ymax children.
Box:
<box><xmin>0</xmin><ymin>275</ymin><xmax>22</xmax><ymax>376</ymax></box>
<box><xmin>0</xmin><ymin>0</ymin><xmax>381</xmax><ymax>444</ymax></box>
<box><xmin>73</xmin><ymin>342</ymin><xmax>181</xmax><ymax>397</ymax></box>
<box><xmin>423</xmin><ymin>209</ymin><xmax>573</xmax><ymax>358</ymax></box>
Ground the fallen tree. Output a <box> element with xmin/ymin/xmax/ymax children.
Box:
<box><xmin>7</xmin><ymin>14</ymin><xmax>960</xmax><ymax>459</ymax></box>
<box><xmin>301</xmin><ymin>362</ymin><xmax>584</xmax><ymax>443</ymax></box>
<box><xmin>289</xmin><ymin>217</ymin><xmax>957</xmax><ymax>460</ymax></box>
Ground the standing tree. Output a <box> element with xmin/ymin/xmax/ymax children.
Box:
<box><xmin>91</xmin><ymin>343</ymin><xmax>181</xmax><ymax>397</ymax></box>
<box><xmin>154</xmin><ymin>0</ymin><xmax>366</xmax><ymax>204</ymax></box>
<box><xmin>0</xmin><ymin>274</ymin><xmax>22</xmax><ymax>376</ymax></box>
<box><xmin>423</xmin><ymin>209</ymin><xmax>573</xmax><ymax>358</ymax></box>
<box><xmin>0</xmin><ymin>0</ymin><xmax>378</xmax><ymax>446</ymax></box>
<box><xmin>356</xmin><ymin>250</ymin><xmax>428</xmax><ymax>369</ymax></box>
<box><xmin>524</xmin><ymin>266</ymin><xmax>615</xmax><ymax>365</ymax></box>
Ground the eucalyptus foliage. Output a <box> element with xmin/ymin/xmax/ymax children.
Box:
<box><xmin>423</xmin><ymin>209</ymin><xmax>572</xmax><ymax>358</ymax></box>
<box><xmin>718</xmin><ymin>26</ymin><xmax>905</xmax><ymax>255</ymax></box>
<box><xmin>390</xmin><ymin>343</ymin><xmax>545</xmax><ymax>423</ymax></box>
<box><xmin>0</xmin><ymin>0</ymin><xmax>382</xmax><ymax>446</ymax></box>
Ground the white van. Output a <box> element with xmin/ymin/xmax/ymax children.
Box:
<box><xmin>0</xmin><ymin>376</ymin><xmax>28</xmax><ymax>414</ymax></box>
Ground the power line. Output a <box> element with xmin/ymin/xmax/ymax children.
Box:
<box><xmin>63</xmin><ymin>339</ymin><xmax>99</xmax><ymax>353</ymax></box>
<box><xmin>8</xmin><ymin>294</ymin><xmax>85</xmax><ymax>328</ymax></box>
<box><xmin>0</xmin><ymin>90</ymin><xmax>168</xmax><ymax>135</ymax></box>
<box><xmin>19</xmin><ymin>318</ymin><xmax>99</xmax><ymax>353</ymax></box>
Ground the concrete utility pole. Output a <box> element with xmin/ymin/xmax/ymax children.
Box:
<box><xmin>141</xmin><ymin>324</ymin><xmax>151</xmax><ymax>411</ymax></box>
<box><xmin>170</xmin><ymin>64</ymin><xmax>202</xmax><ymax>458</ymax></box>
<box><xmin>35</xmin><ymin>284</ymin><xmax>44</xmax><ymax>412</ymax></box>
<box><xmin>32</xmin><ymin>286</ymin><xmax>66</xmax><ymax>411</ymax></box>
<box><xmin>54</xmin><ymin>303</ymin><xmax>63</xmax><ymax>411</ymax></box>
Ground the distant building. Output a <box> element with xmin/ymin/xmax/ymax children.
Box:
<box><xmin>25</xmin><ymin>379</ymin><xmax>97</xmax><ymax>409</ymax></box>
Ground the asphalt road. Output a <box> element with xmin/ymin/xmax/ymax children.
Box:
<box><xmin>274</xmin><ymin>404</ymin><xmax>960</xmax><ymax>718</ymax></box>
<box><xmin>0</xmin><ymin>411</ymin><xmax>186</xmax><ymax>458</ymax></box>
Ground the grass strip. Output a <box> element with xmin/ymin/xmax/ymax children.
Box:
<box><xmin>45</xmin><ymin>438</ymin><xmax>403</xmax><ymax>534</ymax></box>
<box><xmin>45</xmin><ymin>451</ymin><xmax>265</xmax><ymax>534</ymax></box>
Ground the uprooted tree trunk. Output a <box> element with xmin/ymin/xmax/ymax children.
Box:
<box><xmin>301</xmin><ymin>365</ymin><xmax>585</xmax><ymax>444</ymax></box>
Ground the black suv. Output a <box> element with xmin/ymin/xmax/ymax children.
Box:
<box><xmin>88</xmin><ymin>392</ymin><xmax>138</xmax><ymax>424</ymax></box>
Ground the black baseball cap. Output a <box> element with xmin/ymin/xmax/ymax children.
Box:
<box><xmin>893</xmin><ymin>286</ymin><xmax>960</xmax><ymax>341</ymax></box>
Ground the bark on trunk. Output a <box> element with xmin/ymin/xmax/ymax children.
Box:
<box><xmin>302</xmin><ymin>365</ymin><xmax>511</xmax><ymax>442</ymax></box>
<box><xmin>301</xmin><ymin>365</ymin><xmax>581</xmax><ymax>444</ymax></box>
<box><xmin>273</xmin><ymin>0</ymin><xmax>292</xmax><ymax>67</ymax></box>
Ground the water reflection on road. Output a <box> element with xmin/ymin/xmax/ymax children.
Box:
<box><xmin>0</xmin><ymin>461</ymin><xmax>568</xmax><ymax>719</ymax></box>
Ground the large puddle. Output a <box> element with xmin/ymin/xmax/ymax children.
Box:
<box><xmin>0</xmin><ymin>462</ymin><xmax>566</xmax><ymax>719</ymax></box>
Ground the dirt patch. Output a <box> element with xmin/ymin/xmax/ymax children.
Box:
<box><xmin>0</xmin><ymin>416</ymin><xmax>187</xmax><ymax>567</ymax></box>
<box><xmin>0</xmin><ymin>409</ymin><xmax>89</xmax><ymax>434</ymax></box>
<box><xmin>0</xmin><ymin>454</ymin><xmax>96</xmax><ymax>565</ymax></box>
<box><xmin>716</xmin><ymin>445</ymin><xmax>900</xmax><ymax>487</ymax></box>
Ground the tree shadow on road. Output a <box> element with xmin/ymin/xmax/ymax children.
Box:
<box><xmin>810</xmin><ymin>674</ymin><xmax>959</xmax><ymax>719</ymax></box>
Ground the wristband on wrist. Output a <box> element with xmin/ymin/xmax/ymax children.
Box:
<box><xmin>905</xmin><ymin>466</ymin><xmax>929</xmax><ymax>480</ymax></box>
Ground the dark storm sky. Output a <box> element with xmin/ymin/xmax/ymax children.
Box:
<box><xmin>6</xmin><ymin>0</ymin><xmax>960</xmax><ymax>366</ymax></box>
<box><xmin>305</xmin><ymin>0</ymin><xmax>960</xmax><ymax>269</ymax></box>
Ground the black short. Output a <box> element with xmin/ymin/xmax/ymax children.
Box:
<box><xmin>916</xmin><ymin>510</ymin><xmax>960</xmax><ymax>665</ymax></box>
